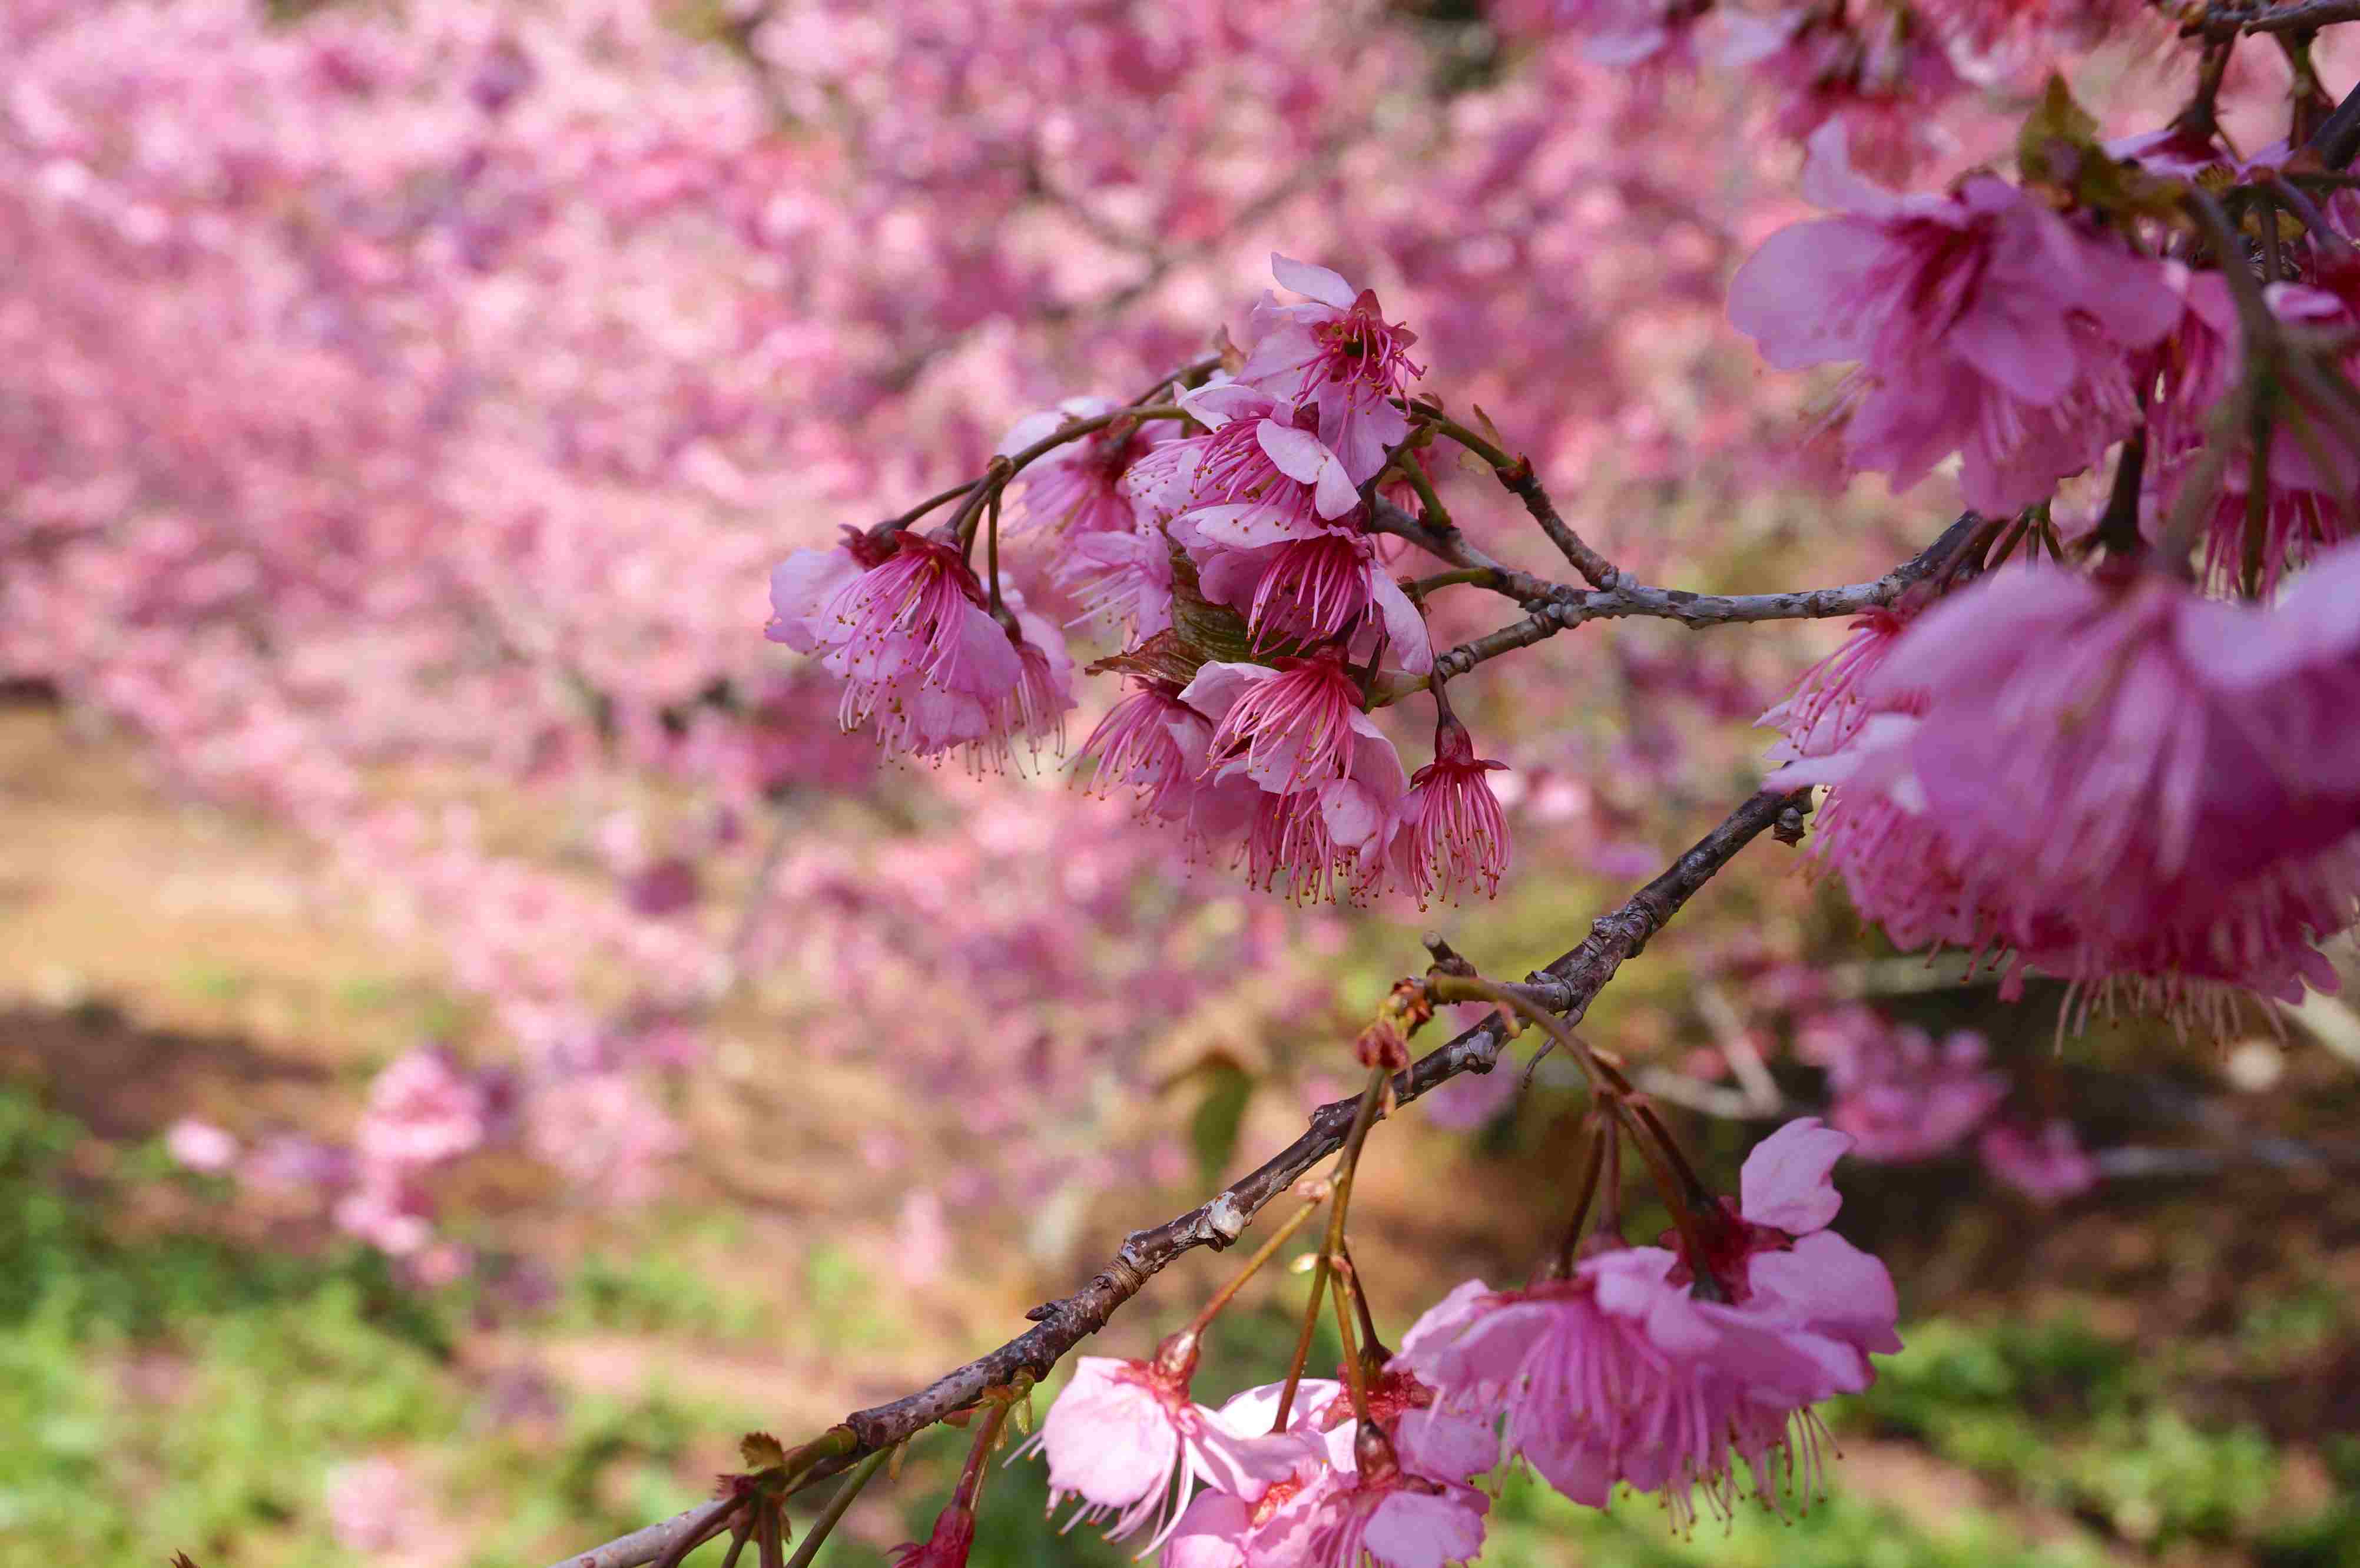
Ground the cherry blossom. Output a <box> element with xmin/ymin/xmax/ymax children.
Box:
<box><xmin>1768</xmin><ymin>552</ymin><xmax>2360</xmax><ymax>1013</ymax></box>
<box><xmin>1390</xmin><ymin>713</ymin><xmax>1512</xmax><ymax>907</ymax></box>
<box><xmin>1024</xmin><ymin>1350</ymin><xmax>1305</xmax><ymax>1548</ymax></box>
<box><xmin>1238</xmin><ymin>256</ymin><xmax>1423</xmax><ymax>488</ymax></box>
<box><xmin>1727</xmin><ymin>124</ymin><xmax>2179</xmax><ymax>512</ymax></box>
<box><xmin>1979</xmin><ymin>1119</ymin><xmax>2101</xmax><ymax>1204</ymax></box>
<box><xmin>999</xmin><ymin>397</ymin><xmax>1164</xmax><ymax>538</ymax></box>
<box><xmin>1797</xmin><ymin>1007</ymin><xmax>2008</xmax><ymax>1162</ymax></box>
<box><xmin>781</xmin><ymin>530</ymin><xmax>1076</xmax><ymax>768</ymax></box>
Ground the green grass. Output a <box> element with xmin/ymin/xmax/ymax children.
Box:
<box><xmin>5</xmin><ymin>1075</ymin><xmax>2357</xmax><ymax>1568</ymax></box>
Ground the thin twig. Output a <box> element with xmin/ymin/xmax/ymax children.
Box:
<box><xmin>1388</xmin><ymin>514</ymin><xmax>1980</xmax><ymax>698</ymax></box>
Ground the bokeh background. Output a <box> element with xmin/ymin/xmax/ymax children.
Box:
<box><xmin>4</xmin><ymin>2</ymin><xmax>2357</xmax><ymax>1564</ymax></box>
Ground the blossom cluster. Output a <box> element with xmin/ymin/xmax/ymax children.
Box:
<box><xmin>1725</xmin><ymin>78</ymin><xmax>2360</xmax><ymax>1027</ymax></box>
<box><xmin>767</xmin><ymin>258</ymin><xmax>1513</xmax><ymax>907</ymax></box>
<box><xmin>1761</xmin><ymin>546</ymin><xmax>2360</xmax><ymax>1023</ymax></box>
<box><xmin>1019</xmin><ymin>1121</ymin><xmax>1899</xmax><ymax>1568</ymax></box>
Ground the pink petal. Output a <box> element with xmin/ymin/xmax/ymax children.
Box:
<box><xmin>1270</xmin><ymin>252</ymin><xmax>1357</xmax><ymax>310</ymax></box>
<box><xmin>1362</xmin><ymin>1489</ymin><xmax>1487</xmax><ymax>1568</ymax></box>
<box><xmin>1739</xmin><ymin>1117</ymin><xmax>1852</xmax><ymax>1233</ymax></box>
<box><xmin>1254</xmin><ymin>421</ymin><xmax>1361</xmax><ymax>519</ymax></box>
<box><xmin>1176</xmin><ymin>661</ymin><xmax>1276</xmax><ymax>728</ymax></box>
<box><xmin>1726</xmin><ymin>219</ymin><xmax>1890</xmax><ymax>370</ymax></box>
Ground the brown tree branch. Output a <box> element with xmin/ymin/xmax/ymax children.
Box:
<box><xmin>1383</xmin><ymin>512</ymin><xmax>1981</xmax><ymax>694</ymax></box>
<box><xmin>543</xmin><ymin>784</ymin><xmax>1808</xmax><ymax>1568</ymax></box>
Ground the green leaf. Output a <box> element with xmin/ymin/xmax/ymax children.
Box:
<box><xmin>1188</xmin><ymin>1060</ymin><xmax>1255</xmax><ymax>1186</ymax></box>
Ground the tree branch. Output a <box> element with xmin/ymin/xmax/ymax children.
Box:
<box><xmin>1400</xmin><ymin>513</ymin><xmax>1981</xmax><ymax>691</ymax></box>
<box><xmin>2196</xmin><ymin>0</ymin><xmax>2360</xmax><ymax>36</ymax></box>
<box><xmin>543</xmin><ymin>785</ymin><xmax>1808</xmax><ymax>1568</ymax></box>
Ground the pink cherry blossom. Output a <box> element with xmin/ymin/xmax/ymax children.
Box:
<box><xmin>1056</xmin><ymin>526</ymin><xmax>1175</xmax><ymax>639</ymax></box>
<box><xmin>1979</xmin><ymin>1119</ymin><xmax>2100</xmax><ymax>1204</ymax></box>
<box><xmin>1718</xmin><ymin>9</ymin><xmax>1961</xmax><ymax>181</ymax></box>
<box><xmin>1769</xmin><ymin>555</ymin><xmax>2360</xmax><ymax>1015</ymax></box>
<box><xmin>1394</xmin><ymin>1252</ymin><xmax>1867</xmax><ymax>1521</ymax></box>
<box><xmin>1237</xmin><ymin>256</ymin><xmax>1423</xmax><ymax>487</ymax></box>
<box><xmin>1022</xmin><ymin>1352</ymin><xmax>1306</xmax><ymax>1548</ymax></box>
<box><xmin>1186</xmin><ymin>654</ymin><xmax>1373</xmax><ymax>797</ymax></box>
<box><xmin>765</xmin><ymin>527</ymin><xmax>891</xmax><ymax>653</ymax></box>
<box><xmin>1756</xmin><ymin>604</ymin><xmax>1920</xmax><ymax>762</ymax></box>
<box><xmin>1798</xmin><ymin>1006</ymin><xmax>2008</xmax><ymax>1161</ymax></box>
<box><xmin>787</xmin><ymin>531</ymin><xmax>1075</xmax><ymax>769</ymax></box>
<box><xmin>356</xmin><ymin>1046</ymin><xmax>488</xmax><ymax>1170</ymax></box>
<box><xmin>1127</xmin><ymin>382</ymin><xmax>1363</xmax><ymax>543</ymax></box>
<box><xmin>1717</xmin><ymin>1118</ymin><xmax>1906</xmax><ymax>1380</ymax></box>
<box><xmin>1162</xmin><ymin>1489</ymin><xmax>1252</xmax><ymax>1568</ymax></box>
<box><xmin>997</xmin><ymin>396</ymin><xmax>1164</xmax><ymax>538</ymax></box>
<box><xmin>1390</xmin><ymin>715</ymin><xmax>1511</xmax><ymax>907</ymax></box>
<box><xmin>2149</xmin><ymin>268</ymin><xmax>2360</xmax><ymax>590</ymax></box>
<box><xmin>1241</xmin><ymin>1448</ymin><xmax>1488</xmax><ymax>1568</ymax></box>
<box><xmin>1728</xmin><ymin>124</ymin><xmax>2178</xmax><ymax>512</ymax></box>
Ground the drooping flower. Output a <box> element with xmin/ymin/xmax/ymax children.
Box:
<box><xmin>1240</xmin><ymin>1438</ymin><xmax>1489</xmax><ymax>1568</ymax></box>
<box><xmin>1390</xmin><ymin>711</ymin><xmax>1511</xmax><ymax>907</ymax></box>
<box><xmin>1768</xmin><ymin>553</ymin><xmax>2360</xmax><ymax>1017</ymax></box>
<box><xmin>1238</xmin><ymin>256</ymin><xmax>1423</xmax><ymax>487</ymax></box>
<box><xmin>1756</xmin><ymin>602</ymin><xmax>1922</xmax><ymax>762</ymax></box>
<box><xmin>776</xmin><ymin>530</ymin><xmax>1075</xmax><ymax>769</ymax></box>
<box><xmin>997</xmin><ymin>396</ymin><xmax>1165</xmax><ymax>537</ymax></box>
<box><xmin>1241</xmin><ymin>733</ymin><xmax>1411</xmax><ymax>905</ymax></box>
<box><xmin>1056</xmin><ymin>525</ymin><xmax>1175</xmax><ymax>639</ymax></box>
<box><xmin>1185</xmin><ymin>653</ymin><xmax>1372</xmax><ymax>797</ymax></box>
<box><xmin>2147</xmin><ymin>268</ymin><xmax>2360</xmax><ymax>591</ymax></box>
<box><xmin>1194</xmin><ymin>530</ymin><xmax>1434</xmax><ymax>675</ymax></box>
<box><xmin>1727</xmin><ymin>124</ymin><xmax>2178</xmax><ymax>512</ymax></box>
<box><xmin>1716</xmin><ymin>9</ymin><xmax>1961</xmax><ymax>180</ymax></box>
<box><xmin>1022</xmin><ymin>1350</ymin><xmax>1307</xmax><ymax>1548</ymax></box>
<box><xmin>1706</xmin><ymin>1118</ymin><xmax>1907</xmax><ymax>1382</ymax></box>
<box><xmin>764</xmin><ymin>525</ymin><xmax>893</xmax><ymax>652</ymax></box>
<box><xmin>1394</xmin><ymin>1258</ymin><xmax>1849</xmax><ymax>1523</ymax></box>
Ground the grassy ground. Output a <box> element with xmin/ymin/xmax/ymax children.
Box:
<box><xmin>4</xmin><ymin>702</ymin><xmax>2358</xmax><ymax>1567</ymax></box>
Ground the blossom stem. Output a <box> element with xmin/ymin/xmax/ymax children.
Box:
<box><xmin>1127</xmin><ymin>354</ymin><xmax>1221</xmax><ymax>406</ymax></box>
<box><xmin>1181</xmin><ymin>1189</ymin><xmax>1328</xmax><ymax>1338</ymax></box>
<box><xmin>2305</xmin><ymin>61</ymin><xmax>2360</xmax><ymax>167</ymax></box>
<box><xmin>1403</xmin><ymin>566</ymin><xmax>1500</xmax><ymax>597</ymax></box>
<box><xmin>1329</xmin><ymin>1249</ymin><xmax>1372</xmax><ymax>1424</ymax></box>
<box><xmin>1339</xmin><ymin>1240</ymin><xmax>1387</xmax><ymax>1364</ymax></box>
<box><xmin>1272</xmin><ymin>1062</ymin><xmax>1391</xmax><ymax>1433</ymax></box>
<box><xmin>1423</xmin><ymin>973</ymin><xmax>1623</xmax><ymax>1096</ymax></box>
<box><xmin>1607</xmin><ymin>1097</ymin><xmax>1727</xmax><ymax>1300</ymax></box>
<box><xmin>985</xmin><ymin>485</ymin><xmax>1006</xmax><ymax>618</ymax></box>
<box><xmin>950</xmin><ymin>1375</ymin><xmax>1030</xmax><ymax>1514</ymax></box>
<box><xmin>887</xmin><ymin>478</ymin><xmax>983</xmax><ymax>532</ymax></box>
<box><xmin>1424</xmin><ymin>972</ymin><xmax>1725</xmax><ymax>1284</ymax></box>
<box><xmin>1551</xmin><ymin>1120</ymin><xmax>1611</xmax><ymax>1278</ymax></box>
<box><xmin>2093</xmin><ymin>426</ymin><xmax>2149</xmax><ymax>559</ymax></box>
<box><xmin>780</xmin><ymin>1449</ymin><xmax>892</xmax><ymax>1568</ymax></box>
<box><xmin>1396</xmin><ymin>450</ymin><xmax>1457</xmax><ymax>536</ymax></box>
<box><xmin>1410</xmin><ymin>409</ymin><xmax>1621</xmax><ymax>588</ymax></box>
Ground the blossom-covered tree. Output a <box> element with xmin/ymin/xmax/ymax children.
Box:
<box><xmin>7</xmin><ymin>1</ymin><xmax>2359</xmax><ymax>1565</ymax></box>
